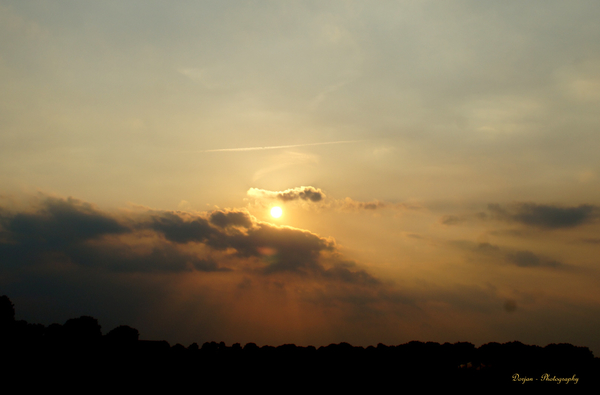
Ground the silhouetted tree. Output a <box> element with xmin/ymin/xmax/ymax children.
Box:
<box><xmin>0</xmin><ymin>295</ymin><xmax>15</xmax><ymax>325</ymax></box>
<box><xmin>243</xmin><ymin>342</ymin><xmax>259</xmax><ymax>351</ymax></box>
<box><xmin>44</xmin><ymin>323</ymin><xmax>65</xmax><ymax>343</ymax></box>
<box><xmin>201</xmin><ymin>341</ymin><xmax>219</xmax><ymax>353</ymax></box>
<box><xmin>171</xmin><ymin>343</ymin><xmax>186</xmax><ymax>354</ymax></box>
<box><xmin>0</xmin><ymin>295</ymin><xmax>598</xmax><ymax>389</ymax></box>
<box><xmin>106</xmin><ymin>325</ymin><xmax>139</xmax><ymax>343</ymax></box>
<box><xmin>63</xmin><ymin>316</ymin><xmax>101</xmax><ymax>345</ymax></box>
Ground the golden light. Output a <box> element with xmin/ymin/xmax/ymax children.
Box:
<box><xmin>270</xmin><ymin>206</ymin><xmax>283</xmax><ymax>218</ymax></box>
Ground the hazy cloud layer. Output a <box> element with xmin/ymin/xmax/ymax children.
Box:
<box><xmin>339</xmin><ymin>198</ymin><xmax>399</xmax><ymax>211</ymax></box>
<box><xmin>455</xmin><ymin>241</ymin><xmax>568</xmax><ymax>270</ymax></box>
<box><xmin>440</xmin><ymin>215</ymin><xmax>466</xmax><ymax>226</ymax></box>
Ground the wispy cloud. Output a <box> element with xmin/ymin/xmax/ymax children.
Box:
<box><xmin>309</xmin><ymin>80</ymin><xmax>351</xmax><ymax>110</ymax></box>
<box><xmin>199</xmin><ymin>140</ymin><xmax>363</xmax><ymax>153</ymax></box>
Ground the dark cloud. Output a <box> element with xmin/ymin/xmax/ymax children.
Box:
<box><xmin>284</xmin><ymin>187</ymin><xmax>324</xmax><ymax>202</ymax></box>
<box><xmin>1</xmin><ymin>197</ymin><xmax>129</xmax><ymax>247</ymax></box>
<box><xmin>0</xmin><ymin>198</ymin><xmax>227</xmax><ymax>273</ymax></box>
<box><xmin>69</xmin><ymin>243</ymin><xmax>226</xmax><ymax>273</ymax></box>
<box><xmin>150</xmin><ymin>212</ymin><xmax>214</xmax><ymax>244</ymax></box>
<box><xmin>0</xmin><ymin>197</ymin><xmax>131</xmax><ymax>268</ymax></box>
<box><xmin>248</xmin><ymin>186</ymin><xmax>325</xmax><ymax>202</ymax></box>
<box><xmin>505</xmin><ymin>250</ymin><xmax>563</xmax><ymax>269</ymax></box>
<box><xmin>209</xmin><ymin>210</ymin><xmax>253</xmax><ymax>229</ymax></box>
<box><xmin>226</xmin><ymin>224</ymin><xmax>334</xmax><ymax>273</ymax></box>
<box><xmin>247</xmin><ymin>186</ymin><xmax>413</xmax><ymax>213</ymax></box>
<box><xmin>151</xmin><ymin>209</ymin><xmax>337</xmax><ymax>276</ymax></box>
<box><xmin>488</xmin><ymin>203</ymin><xmax>598</xmax><ymax>229</ymax></box>
<box><xmin>322</xmin><ymin>265</ymin><xmax>381</xmax><ymax>286</ymax></box>
<box><xmin>0</xmin><ymin>197</ymin><xmax>379</xmax><ymax>284</ymax></box>
<box><xmin>205</xmin><ymin>217</ymin><xmax>373</xmax><ymax>284</ymax></box>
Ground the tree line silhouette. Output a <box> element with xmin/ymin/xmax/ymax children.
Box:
<box><xmin>1</xmin><ymin>295</ymin><xmax>597</xmax><ymax>389</ymax></box>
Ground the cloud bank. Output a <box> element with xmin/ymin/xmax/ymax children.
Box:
<box><xmin>0</xmin><ymin>196</ymin><xmax>378</xmax><ymax>284</ymax></box>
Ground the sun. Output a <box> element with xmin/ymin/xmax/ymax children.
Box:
<box><xmin>270</xmin><ymin>206</ymin><xmax>283</xmax><ymax>218</ymax></box>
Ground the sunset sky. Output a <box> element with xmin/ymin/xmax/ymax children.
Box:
<box><xmin>1</xmin><ymin>1</ymin><xmax>600</xmax><ymax>354</ymax></box>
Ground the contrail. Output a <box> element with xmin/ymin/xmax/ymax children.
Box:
<box><xmin>199</xmin><ymin>140</ymin><xmax>363</xmax><ymax>153</ymax></box>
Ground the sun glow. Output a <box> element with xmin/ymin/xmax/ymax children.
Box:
<box><xmin>270</xmin><ymin>206</ymin><xmax>283</xmax><ymax>218</ymax></box>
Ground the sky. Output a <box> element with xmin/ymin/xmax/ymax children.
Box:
<box><xmin>1</xmin><ymin>0</ymin><xmax>600</xmax><ymax>353</ymax></box>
